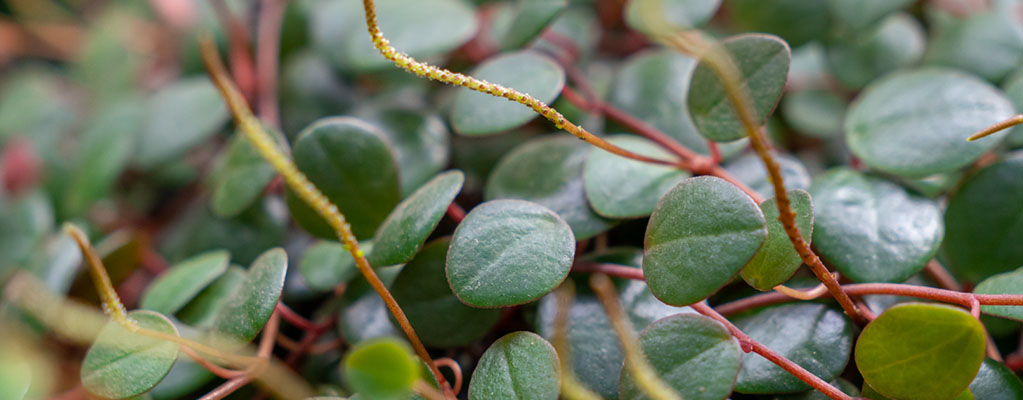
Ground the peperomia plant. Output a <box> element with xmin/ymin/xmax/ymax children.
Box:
<box><xmin>1</xmin><ymin>0</ymin><xmax>1023</xmax><ymax>400</ymax></box>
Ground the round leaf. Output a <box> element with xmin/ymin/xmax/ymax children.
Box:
<box><xmin>688</xmin><ymin>34</ymin><xmax>791</xmax><ymax>142</ymax></box>
<box><xmin>286</xmin><ymin>117</ymin><xmax>401</xmax><ymax>240</ymax></box>
<box><xmin>969</xmin><ymin>359</ymin><xmax>1023</xmax><ymax>400</ymax></box>
<box><xmin>446</xmin><ymin>199</ymin><xmax>575</xmax><ymax>307</ymax></box>
<box><xmin>625</xmin><ymin>0</ymin><xmax>721</xmax><ymax>34</ymax></box>
<box><xmin>176</xmin><ymin>265</ymin><xmax>246</xmax><ymax>328</ymax></box>
<box><xmin>734</xmin><ymin>304</ymin><xmax>854</xmax><ymax>393</ymax></box>
<box><xmin>943</xmin><ymin>157</ymin><xmax>1023</xmax><ymax>282</ymax></box>
<box><xmin>81</xmin><ymin>310</ymin><xmax>180</xmax><ymax>399</ymax></box>
<box><xmin>810</xmin><ymin>168</ymin><xmax>943</xmax><ymax>283</ymax></box>
<box><xmin>499</xmin><ymin>0</ymin><xmax>568</xmax><ymax>50</ymax></box>
<box><xmin>620</xmin><ymin>314</ymin><xmax>741</xmax><ymax>400</ymax></box>
<box><xmin>583</xmin><ymin>135</ymin><xmax>689</xmax><ymax>219</ymax></box>
<box><xmin>825</xmin><ymin>13</ymin><xmax>924</xmax><ymax>89</ymax></box>
<box><xmin>781</xmin><ymin>89</ymin><xmax>846</xmax><ymax>138</ymax></box>
<box><xmin>856</xmin><ymin>303</ymin><xmax>986</xmax><ymax>400</ymax></box>
<box><xmin>741</xmin><ymin>190</ymin><xmax>814</xmax><ymax>290</ymax></box>
<box><xmin>139</xmin><ymin>250</ymin><xmax>230</xmax><ymax>315</ymax></box>
<box><xmin>343</xmin><ymin>338</ymin><xmax>420</xmax><ymax>400</ymax></box>
<box><xmin>300</xmin><ymin>241</ymin><xmax>360</xmax><ymax>293</ymax></box>
<box><xmin>136</xmin><ymin>78</ymin><xmax>228</xmax><ymax>168</ymax></box>
<box><xmin>643</xmin><ymin>176</ymin><xmax>767</xmax><ymax>305</ymax></box>
<box><xmin>450</xmin><ymin>51</ymin><xmax>565</xmax><ymax>135</ymax></box>
<box><xmin>363</xmin><ymin>108</ymin><xmax>451</xmax><ymax>196</ymax></box>
<box><xmin>391</xmin><ymin>238</ymin><xmax>501</xmax><ymax>347</ymax></box>
<box><xmin>368</xmin><ymin>171</ymin><xmax>464</xmax><ymax>267</ymax></box>
<box><xmin>845</xmin><ymin>68</ymin><xmax>1015</xmax><ymax>177</ymax></box>
<box><xmin>468</xmin><ymin>331</ymin><xmax>560</xmax><ymax>400</ymax></box>
<box><xmin>210</xmin><ymin>248</ymin><xmax>288</xmax><ymax>347</ymax></box>
<box><xmin>923</xmin><ymin>10</ymin><xmax>1023</xmax><ymax>82</ymax></box>
<box><xmin>486</xmin><ymin>136</ymin><xmax>615</xmax><ymax>239</ymax></box>
<box><xmin>974</xmin><ymin>267</ymin><xmax>1023</xmax><ymax>321</ymax></box>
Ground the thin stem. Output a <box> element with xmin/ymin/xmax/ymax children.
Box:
<box><xmin>446</xmin><ymin>202</ymin><xmax>466</xmax><ymax>224</ymax></box>
<box><xmin>573</xmin><ymin>262</ymin><xmax>645</xmax><ymax>280</ymax></box>
<box><xmin>433</xmin><ymin>358</ymin><xmax>464</xmax><ymax>396</ymax></box>
<box><xmin>773</xmin><ymin>282</ymin><xmax>830</xmax><ymax>300</ymax></box>
<box><xmin>209</xmin><ymin>0</ymin><xmax>257</xmax><ymax>101</ymax></box>
<box><xmin>967</xmin><ymin>114</ymin><xmax>1023</xmax><ymax>141</ymax></box>
<box><xmin>198</xmin><ymin>35</ymin><xmax>451</xmax><ymax>397</ymax></box>
<box><xmin>553</xmin><ymin>283</ymin><xmax>603</xmax><ymax>400</ymax></box>
<box><xmin>275</xmin><ymin>302</ymin><xmax>331</xmax><ymax>332</ymax></box>
<box><xmin>181</xmin><ymin>346</ymin><xmax>247</xmax><ymax>379</ymax></box>
<box><xmin>256</xmin><ymin>0</ymin><xmax>287</xmax><ymax>127</ymax></box>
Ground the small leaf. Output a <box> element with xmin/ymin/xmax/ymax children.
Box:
<box><xmin>856</xmin><ymin>303</ymin><xmax>986</xmax><ymax>400</ymax></box>
<box><xmin>139</xmin><ymin>250</ymin><xmax>230</xmax><ymax>315</ymax></box>
<box><xmin>81</xmin><ymin>310</ymin><xmax>179</xmax><ymax>399</ymax></box>
<box><xmin>974</xmin><ymin>267</ymin><xmax>1023</xmax><ymax>321</ymax></box>
<box><xmin>723</xmin><ymin>152</ymin><xmax>811</xmax><ymax>200</ymax></box>
<box><xmin>688</xmin><ymin>34</ymin><xmax>791</xmax><ymax>142</ymax></box>
<box><xmin>499</xmin><ymin>0</ymin><xmax>568</xmax><ymax>50</ymax></box>
<box><xmin>583</xmin><ymin>135</ymin><xmax>689</xmax><ymax>219</ymax></box>
<box><xmin>210</xmin><ymin>248</ymin><xmax>288</xmax><ymax>348</ymax></box>
<box><xmin>741</xmin><ymin>190</ymin><xmax>814</xmax><ymax>290</ymax></box>
<box><xmin>825</xmin><ymin>13</ymin><xmax>925</xmax><ymax>89</ymax></box>
<box><xmin>299</xmin><ymin>241</ymin><xmax>361</xmax><ymax>293</ymax></box>
<box><xmin>136</xmin><ymin>78</ymin><xmax>228</xmax><ymax>168</ymax></box>
<box><xmin>450</xmin><ymin>51</ymin><xmax>565</xmax><ymax>135</ymax></box>
<box><xmin>176</xmin><ymin>265</ymin><xmax>246</xmax><ymax>328</ymax></box>
<box><xmin>923</xmin><ymin>10</ymin><xmax>1023</xmax><ymax>82</ymax></box>
<box><xmin>735</xmin><ymin>304</ymin><xmax>854</xmax><ymax>393</ymax></box>
<box><xmin>643</xmin><ymin>176</ymin><xmax>767</xmax><ymax>305</ymax></box>
<box><xmin>625</xmin><ymin>0</ymin><xmax>721</xmax><ymax>34</ymax></box>
<box><xmin>368</xmin><ymin>171</ymin><xmax>464</xmax><ymax>267</ymax></box>
<box><xmin>810</xmin><ymin>168</ymin><xmax>943</xmax><ymax>283</ymax></box>
<box><xmin>390</xmin><ymin>238</ymin><xmax>501</xmax><ymax>347</ymax></box>
<box><xmin>447</xmin><ymin>200</ymin><xmax>575</xmax><ymax>307</ymax></box>
<box><xmin>969</xmin><ymin>358</ymin><xmax>1023</xmax><ymax>400</ymax></box>
<box><xmin>286</xmin><ymin>117</ymin><xmax>401</xmax><ymax>240</ymax></box>
<box><xmin>845</xmin><ymin>68</ymin><xmax>1015</xmax><ymax>177</ymax></box>
<box><xmin>468</xmin><ymin>331</ymin><xmax>560</xmax><ymax>400</ymax></box>
<box><xmin>486</xmin><ymin>136</ymin><xmax>615</xmax><ymax>239</ymax></box>
<box><xmin>210</xmin><ymin>130</ymin><xmax>280</xmax><ymax>218</ymax></box>
<box><xmin>620</xmin><ymin>314</ymin><xmax>741</xmax><ymax>400</ymax></box>
<box><xmin>343</xmin><ymin>338</ymin><xmax>420</xmax><ymax>400</ymax></box>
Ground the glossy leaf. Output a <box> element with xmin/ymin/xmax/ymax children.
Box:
<box><xmin>943</xmin><ymin>158</ymin><xmax>1023</xmax><ymax>282</ymax></box>
<box><xmin>625</xmin><ymin>0</ymin><xmax>721</xmax><ymax>34</ymax></box>
<box><xmin>450</xmin><ymin>51</ymin><xmax>565</xmax><ymax>135</ymax></box>
<box><xmin>210</xmin><ymin>248</ymin><xmax>288</xmax><ymax>348</ymax></box>
<box><xmin>644</xmin><ymin>176</ymin><xmax>767</xmax><ymax>305</ymax></box>
<box><xmin>781</xmin><ymin>89</ymin><xmax>846</xmax><ymax>138</ymax></box>
<box><xmin>583</xmin><ymin>135</ymin><xmax>689</xmax><ymax>219</ymax></box>
<box><xmin>343</xmin><ymin>338</ymin><xmax>420</xmax><ymax>400</ymax></box>
<box><xmin>391</xmin><ymin>238</ymin><xmax>501</xmax><ymax>347</ymax></box>
<box><xmin>620</xmin><ymin>314</ymin><xmax>741</xmax><ymax>400</ymax></box>
<box><xmin>735</xmin><ymin>304</ymin><xmax>854</xmax><ymax>393</ymax></box>
<box><xmin>688</xmin><ymin>34</ymin><xmax>790</xmax><ymax>142</ymax></box>
<box><xmin>499</xmin><ymin>0</ymin><xmax>567</xmax><ymax>50</ymax></box>
<box><xmin>924</xmin><ymin>10</ymin><xmax>1023</xmax><ymax>82</ymax></box>
<box><xmin>139</xmin><ymin>250</ymin><xmax>230</xmax><ymax>315</ymax></box>
<box><xmin>368</xmin><ymin>171</ymin><xmax>464</xmax><ymax>267</ymax></box>
<box><xmin>286</xmin><ymin>117</ymin><xmax>401</xmax><ymax>240</ymax></box>
<box><xmin>846</xmin><ymin>68</ymin><xmax>1015</xmax><ymax>177</ymax></box>
<box><xmin>176</xmin><ymin>265</ymin><xmax>246</xmax><ymax>328</ymax></box>
<box><xmin>741</xmin><ymin>190</ymin><xmax>813</xmax><ymax>290</ymax></box>
<box><xmin>210</xmin><ymin>131</ymin><xmax>279</xmax><ymax>218</ymax></box>
<box><xmin>468</xmin><ymin>331</ymin><xmax>560</xmax><ymax>400</ymax></box>
<box><xmin>723</xmin><ymin>152</ymin><xmax>811</xmax><ymax>200</ymax></box>
<box><xmin>81</xmin><ymin>310</ymin><xmax>179</xmax><ymax>399</ymax></box>
<box><xmin>825</xmin><ymin>13</ymin><xmax>924</xmax><ymax>89</ymax></box>
<box><xmin>856</xmin><ymin>303</ymin><xmax>986</xmax><ymax>400</ymax></box>
<box><xmin>811</xmin><ymin>169</ymin><xmax>943</xmax><ymax>283</ymax></box>
<box><xmin>486</xmin><ymin>136</ymin><xmax>615</xmax><ymax>239</ymax></box>
<box><xmin>136</xmin><ymin>78</ymin><xmax>228</xmax><ymax>168</ymax></box>
<box><xmin>447</xmin><ymin>199</ymin><xmax>574</xmax><ymax>307</ymax></box>
<box><xmin>969</xmin><ymin>358</ymin><xmax>1023</xmax><ymax>400</ymax></box>
<box><xmin>974</xmin><ymin>267</ymin><xmax>1023</xmax><ymax>321</ymax></box>
<box><xmin>299</xmin><ymin>241</ymin><xmax>360</xmax><ymax>293</ymax></box>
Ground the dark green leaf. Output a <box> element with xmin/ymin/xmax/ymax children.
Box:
<box><xmin>856</xmin><ymin>303</ymin><xmax>986</xmax><ymax>400</ymax></box>
<box><xmin>969</xmin><ymin>358</ymin><xmax>1023</xmax><ymax>400</ymax></box>
<box><xmin>287</xmin><ymin>117</ymin><xmax>401</xmax><ymax>240</ymax></box>
<box><xmin>620</xmin><ymin>314</ymin><xmax>741</xmax><ymax>400</ymax></box>
<box><xmin>176</xmin><ymin>266</ymin><xmax>246</xmax><ymax>328</ymax></box>
<box><xmin>450</xmin><ymin>51</ymin><xmax>565</xmax><ymax>135</ymax></box>
<box><xmin>644</xmin><ymin>176</ymin><xmax>767</xmax><ymax>305</ymax></box>
<box><xmin>447</xmin><ymin>199</ymin><xmax>574</xmax><ymax>307</ymax></box>
<box><xmin>723</xmin><ymin>152</ymin><xmax>811</xmax><ymax>200</ymax></box>
<box><xmin>741</xmin><ymin>190</ymin><xmax>813</xmax><ymax>290</ymax></box>
<box><xmin>368</xmin><ymin>171</ymin><xmax>464</xmax><ymax>267</ymax></box>
<box><xmin>499</xmin><ymin>0</ymin><xmax>568</xmax><ymax>50</ymax></box>
<box><xmin>64</xmin><ymin>101</ymin><xmax>142</xmax><ymax>217</ymax></box>
<box><xmin>735</xmin><ymin>304</ymin><xmax>854</xmax><ymax>393</ymax></box>
<box><xmin>1003</xmin><ymin>69</ymin><xmax>1023</xmax><ymax>147</ymax></box>
<box><xmin>343</xmin><ymin>338</ymin><xmax>420</xmax><ymax>400</ymax></box>
<box><xmin>688</xmin><ymin>34</ymin><xmax>791</xmax><ymax>142</ymax></box>
<box><xmin>81</xmin><ymin>311</ymin><xmax>179</xmax><ymax>399</ymax></box>
<box><xmin>140</xmin><ymin>250</ymin><xmax>229</xmax><ymax>315</ymax></box>
<box><xmin>363</xmin><ymin>108</ymin><xmax>451</xmax><ymax>196</ymax></box>
<box><xmin>210</xmin><ymin>248</ymin><xmax>288</xmax><ymax>348</ymax></box>
<box><xmin>210</xmin><ymin>131</ymin><xmax>280</xmax><ymax>218</ymax></box>
<box><xmin>468</xmin><ymin>331</ymin><xmax>560</xmax><ymax>400</ymax></box>
<box><xmin>725</xmin><ymin>0</ymin><xmax>830</xmax><ymax>47</ymax></box>
<box><xmin>136</xmin><ymin>78</ymin><xmax>228</xmax><ymax>168</ymax></box>
<box><xmin>300</xmin><ymin>241</ymin><xmax>361</xmax><ymax>293</ymax></box>
<box><xmin>974</xmin><ymin>267</ymin><xmax>1023</xmax><ymax>321</ymax></box>
<box><xmin>625</xmin><ymin>0</ymin><xmax>721</xmax><ymax>34</ymax></box>
<box><xmin>825</xmin><ymin>0</ymin><xmax>914</xmax><ymax>32</ymax></box>
<box><xmin>825</xmin><ymin>13</ymin><xmax>925</xmax><ymax>89</ymax></box>
<box><xmin>781</xmin><ymin>89</ymin><xmax>846</xmax><ymax>138</ymax></box>
<box><xmin>486</xmin><ymin>136</ymin><xmax>615</xmax><ymax>239</ymax></box>
<box><xmin>391</xmin><ymin>238</ymin><xmax>501</xmax><ymax>347</ymax></box>
<box><xmin>811</xmin><ymin>168</ymin><xmax>943</xmax><ymax>282</ymax></box>
<box><xmin>924</xmin><ymin>11</ymin><xmax>1023</xmax><ymax>82</ymax></box>
<box><xmin>583</xmin><ymin>135</ymin><xmax>689</xmax><ymax>219</ymax></box>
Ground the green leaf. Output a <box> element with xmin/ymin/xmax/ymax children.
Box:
<box><xmin>825</xmin><ymin>13</ymin><xmax>925</xmax><ymax>89</ymax></box>
<box><xmin>723</xmin><ymin>152</ymin><xmax>811</xmax><ymax>200</ymax></box>
<box><xmin>0</xmin><ymin>68</ymin><xmax>77</xmax><ymax>155</ymax></box>
<box><xmin>135</xmin><ymin>78</ymin><xmax>228</xmax><ymax>169</ymax></box>
<box><xmin>486</xmin><ymin>136</ymin><xmax>615</xmax><ymax>239</ymax></box>
<box><xmin>741</xmin><ymin>190</ymin><xmax>813</xmax><ymax>290</ymax></box>
<box><xmin>343</xmin><ymin>338</ymin><xmax>420</xmax><ymax>400</ymax></box>
<box><xmin>499</xmin><ymin>0</ymin><xmax>568</xmax><ymax>50</ymax></box>
<box><xmin>688</xmin><ymin>34</ymin><xmax>791</xmax><ymax>142</ymax></box>
<box><xmin>625</xmin><ymin>0</ymin><xmax>721</xmax><ymax>34</ymax></box>
<box><xmin>969</xmin><ymin>359</ymin><xmax>1023</xmax><ymax>400</ymax></box>
<box><xmin>846</xmin><ymin>68</ymin><xmax>1015</xmax><ymax>177</ymax></box>
<box><xmin>643</xmin><ymin>176</ymin><xmax>767</xmax><ymax>305</ymax></box>
<box><xmin>210</xmin><ymin>130</ymin><xmax>280</xmax><ymax>218</ymax></box>
<box><xmin>363</xmin><ymin>108</ymin><xmax>451</xmax><ymax>196</ymax></box>
<box><xmin>299</xmin><ymin>241</ymin><xmax>361</xmax><ymax>293</ymax></box>
<box><xmin>735</xmin><ymin>304</ymin><xmax>854</xmax><ymax>393</ymax></box>
<box><xmin>149</xmin><ymin>356</ymin><xmax>215</xmax><ymax>400</ymax></box>
<box><xmin>176</xmin><ymin>265</ymin><xmax>246</xmax><ymax>328</ymax></box>
<box><xmin>974</xmin><ymin>267</ymin><xmax>1023</xmax><ymax>321</ymax></box>
<box><xmin>447</xmin><ymin>199</ymin><xmax>575</xmax><ymax>307</ymax></box>
<box><xmin>64</xmin><ymin>100</ymin><xmax>142</xmax><ymax>217</ymax></box>
<box><xmin>210</xmin><ymin>248</ymin><xmax>288</xmax><ymax>348</ymax></box>
<box><xmin>0</xmin><ymin>191</ymin><xmax>54</xmax><ymax>272</ymax></box>
<box><xmin>368</xmin><ymin>171</ymin><xmax>464</xmax><ymax>267</ymax></box>
<box><xmin>943</xmin><ymin>157</ymin><xmax>1023</xmax><ymax>282</ymax></box>
<box><xmin>450</xmin><ymin>51</ymin><xmax>565</xmax><ymax>135</ymax></box>
<box><xmin>140</xmin><ymin>250</ymin><xmax>230</xmax><ymax>315</ymax></box>
<box><xmin>583</xmin><ymin>135</ymin><xmax>689</xmax><ymax>219</ymax></box>
<box><xmin>855</xmin><ymin>303</ymin><xmax>986</xmax><ymax>400</ymax></box>
<box><xmin>810</xmin><ymin>168</ymin><xmax>943</xmax><ymax>283</ymax></box>
<box><xmin>725</xmin><ymin>0</ymin><xmax>830</xmax><ymax>47</ymax></box>
<box><xmin>286</xmin><ymin>117</ymin><xmax>401</xmax><ymax>240</ymax></box>
<box><xmin>468</xmin><ymin>331</ymin><xmax>560</xmax><ymax>400</ymax></box>
<box><xmin>1003</xmin><ymin>69</ymin><xmax>1023</xmax><ymax>147</ymax></box>
<box><xmin>825</xmin><ymin>0</ymin><xmax>914</xmax><ymax>32</ymax></box>
<box><xmin>81</xmin><ymin>310</ymin><xmax>180</xmax><ymax>399</ymax></box>
<box><xmin>781</xmin><ymin>89</ymin><xmax>846</xmax><ymax>138</ymax></box>
<box><xmin>390</xmin><ymin>238</ymin><xmax>501</xmax><ymax>347</ymax></box>
<box><xmin>924</xmin><ymin>11</ymin><xmax>1023</xmax><ymax>82</ymax></box>
<box><xmin>620</xmin><ymin>314</ymin><xmax>741</xmax><ymax>400</ymax></box>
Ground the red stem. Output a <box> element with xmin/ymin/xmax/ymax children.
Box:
<box><xmin>256</xmin><ymin>0</ymin><xmax>287</xmax><ymax>127</ymax></box>
<box><xmin>275</xmin><ymin>302</ymin><xmax>331</xmax><ymax>333</ymax></box>
<box><xmin>446</xmin><ymin>202</ymin><xmax>466</xmax><ymax>224</ymax></box>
